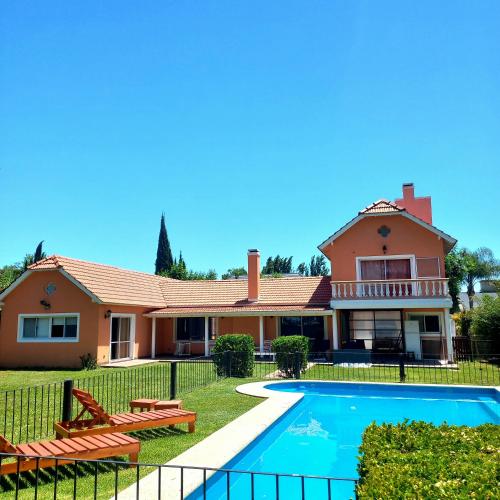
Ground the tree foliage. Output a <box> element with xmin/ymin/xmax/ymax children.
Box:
<box><xmin>221</xmin><ymin>267</ymin><xmax>247</xmax><ymax>280</ymax></box>
<box><xmin>0</xmin><ymin>242</ymin><xmax>47</xmax><ymax>291</ymax></box>
<box><xmin>262</xmin><ymin>255</ymin><xmax>293</xmax><ymax>274</ymax></box>
<box><xmin>155</xmin><ymin>213</ymin><xmax>173</xmax><ymax>275</ymax></box>
<box><xmin>445</xmin><ymin>249</ymin><xmax>467</xmax><ymax>313</ymax></box>
<box><xmin>470</xmin><ymin>295</ymin><xmax>500</xmax><ymax>352</ymax></box>
<box><xmin>460</xmin><ymin>247</ymin><xmax>500</xmax><ymax>309</ymax></box>
<box><xmin>162</xmin><ymin>252</ymin><xmax>217</xmax><ymax>280</ymax></box>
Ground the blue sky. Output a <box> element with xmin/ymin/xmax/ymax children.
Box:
<box><xmin>1</xmin><ymin>1</ymin><xmax>499</xmax><ymax>276</ymax></box>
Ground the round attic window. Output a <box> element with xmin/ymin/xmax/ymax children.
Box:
<box><xmin>45</xmin><ymin>283</ymin><xmax>57</xmax><ymax>295</ymax></box>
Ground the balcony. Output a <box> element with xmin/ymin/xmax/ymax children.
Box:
<box><xmin>331</xmin><ymin>278</ymin><xmax>449</xmax><ymax>300</ymax></box>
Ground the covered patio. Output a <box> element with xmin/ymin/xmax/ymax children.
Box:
<box><xmin>145</xmin><ymin>306</ymin><xmax>333</xmax><ymax>358</ymax></box>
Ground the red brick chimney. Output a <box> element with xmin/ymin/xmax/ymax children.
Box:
<box><xmin>247</xmin><ymin>249</ymin><xmax>260</xmax><ymax>302</ymax></box>
<box><xmin>395</xmin><ymin>183</ymin><xmax>433</xmax><ymax>225</ymax></box>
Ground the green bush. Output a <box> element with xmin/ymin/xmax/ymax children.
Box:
<box><xmin>357</xmin><ymin>420</ymin><xmax>500</xmax><ymax>499</ymax></box>
<box><xmin>211</xmin><ymin>334</ymin><xmax>255</xmax><ymax>377</ymax></box>
<box><xmin>271</xmin><ymin>335</ymin><xmax>309</xmax><ymax>378</ymax></box>
<box><xmin>471</xmin><ymin>295</ymin><xmax>500</xmax><ymax>353</ymax></box>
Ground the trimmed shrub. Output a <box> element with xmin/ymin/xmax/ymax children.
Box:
<box><xmin>471</xmin><ymin>295</ymin><xmax>500</xmax><ymax>354</ymax></box>
<box><xmin>357</xmin><ymin>420</ymin><xmax>500</xmax><ymax>499</ymax></box>
<box><xmin>212</xmin><ymin>334</ymin><xmax>255</xmax><ymax>377</ymax></box>
<box><xmin>271</xmin><ymin>335</ymin><xmax>309</xmax><ymax>378</ymax></box>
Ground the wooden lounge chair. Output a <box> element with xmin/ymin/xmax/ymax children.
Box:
<box><xmin>0</xmin><ymin>432</ymin><xmax>140</xmax><ymax>475</ymax></box>
<box><xmin>54</xmin><ymin>389</ymin><xmax>196</xmax><ymax>439</ymax></box>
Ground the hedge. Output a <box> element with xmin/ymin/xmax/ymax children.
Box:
<box><xmin>357</xmin><ymin>420</ymin><xmax>500</xmax><ymax>499</ymax></box>
<box><xmin>211</xmin><ymin>334</ymin><xmax>255</xmax><ymax>377</ymax></box>
<box><xmin>271</xmin><ymin>335</ymin><xmax>309</xmax><ymax>378</ymax></box>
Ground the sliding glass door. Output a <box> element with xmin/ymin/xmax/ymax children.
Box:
<box><xmin>110</xmin><ymin>316</ymin><xmax>134</xmax><ymax>361</ymax></box>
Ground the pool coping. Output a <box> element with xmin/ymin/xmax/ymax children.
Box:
<box><xmin>116</xmin><ymin>386</ymin><xmax>301</xmax><ymax>499</ymax></box>
<box><xmin>116</xmin><ymin>380</ymin><xmax>498</xmax><ymax>498</ymax></box>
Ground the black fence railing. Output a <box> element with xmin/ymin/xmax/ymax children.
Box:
<box><xmin>218</xmin><ymin>350</ymin><xmax>500</xmax><ymax>387</ymax></box>
<box><xmin>0</xmin><ymin>358</ymin><xmax>222</xmax><ymax>446</ymax></box>
<box><xmin>0</xmin><ymin>453</ymin><xmax>358</xmax><ymax>499</ymax></box>
<box><xmin>1</xmin><ymin>349</ymin><xmax>498</xmax><ymax>447</ymax></box>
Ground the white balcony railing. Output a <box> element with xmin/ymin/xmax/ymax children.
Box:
<box><xmin>331</xmin><ymin>279</ymin><xmax>449</xmax><ymax>300</ymax></box>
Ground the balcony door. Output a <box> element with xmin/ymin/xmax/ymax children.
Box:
<box><xmin>358</xmin><ymin>257</ymin><xmax>413</xmax><ymax>297</ymax></box>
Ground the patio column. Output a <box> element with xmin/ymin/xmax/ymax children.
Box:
<box><xmin>151</xmin><ymin>317</ymin><xmax>156</xmax><ymax>359</ymax></box>
<box><xmin>332</xmin><ymin>310</ymin><xmax>339</xmax><ymax>350</ymax></box>
<box><xmin>259</xmin><ymin>316</ymin><xmax>264</xmax><ymax>354</ymax></box>
<box><xmin>204</xmin><ymin>316</ymin><xmax>209</xmax><ymax>357</ymax></box>
<box><xmin>444</xmin><ymin>310</ymin><xmax>453</xmax><ymax>362</ymax></box>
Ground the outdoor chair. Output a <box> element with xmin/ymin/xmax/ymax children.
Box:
<box><xmin>0</xmin><ymin>432</ymin><xmax>140</xmax><ymax>475</ymax></box>
<box><xmin>54</xmin><ymin>388</ymin><xmax>196</xmax><ymax>439</ymax></box>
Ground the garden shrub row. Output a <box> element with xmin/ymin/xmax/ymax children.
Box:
<box><xmin>357</xmin><ymin>420</ymin><xmax>500</xmax><ymax>499</ymax></box>
<box><xmin>212</xmin><ymin>334</ymin><xmax>255</xmax><ymax>377</ymax></box>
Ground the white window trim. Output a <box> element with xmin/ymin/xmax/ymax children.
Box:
<box><xmin>355</xmin><ymin>254</ymin><xmax>417</xmax><ymax>281</ymax></box>
<box><xmin>17</xmin><ymin>313</ymin><xmax>80</xmax><ymax>343</ymax></box>
<box><xmin>109</xmin><ymin>313</ymin><xmax>136</xmax><ymax>362</ymax></box>
<box><xmin>174</xmin><ymin>317</ymin><xmax>212</xmax><ymax>343</ymax></box>
<box><xmin>405</xmin><ymin>311</ymin><xmax>444</xmax><ymax>337</ymax></box>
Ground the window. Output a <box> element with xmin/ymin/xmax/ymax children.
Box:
<box><xmin>19</xmin><ymin>315</ymin><xmax>79</xmax><ymax>341</ymax></box>
<box><xmin>176</xmin><ymin>318</ymin><xmax>213</xmax><ymax>341</ymax></box>
<box><xmin>347</xmin><ymin>310</ymin><xmax>402</xmax><ymax>350</ymax></box>
<box><xmin>416</xmin><ymin>257</ymin><xmax>441</xmax><ymax>278</ymax></box>
<box><xmin>360</xmin><ymin>258</ymin><xmax>412</xmax><ymax>280</ymax></box>
<box><xmin>408</xmin><ymin>314</ymin><xmax>441</xmax><ymax>334</ymax></box>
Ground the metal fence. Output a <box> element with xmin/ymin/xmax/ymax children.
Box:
<box><xmin>0</xmin><ymin>453</ymin><xmax>358</xmax><ymax>499</ymax></box>
<box><xmin>0</xmin><ymin>359</ymin><xmax>221</xmax><ymax>446</ymax></box>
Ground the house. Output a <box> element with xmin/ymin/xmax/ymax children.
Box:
<box><xmin>0</xmin><ymin>183</ymin><xmax>456</xmax><ymax>368</ymax></box>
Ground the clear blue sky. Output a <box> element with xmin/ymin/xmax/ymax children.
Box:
<box><xmin>1</xmin><ymin>1</ymin><xmax>499</xmax><ymax>276</ymax></box>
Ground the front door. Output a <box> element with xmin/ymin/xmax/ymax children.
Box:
<box><xmin>110</xmin><ymin>316</ymin><xmax>133</xmax><ymax>361</ymax></box>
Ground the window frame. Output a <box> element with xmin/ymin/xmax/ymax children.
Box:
<box><xmin>17</xmin><ymin>313</ymin><xmax>80</xmax><ymax>343</ymax></box>
<box><xmin>174</xmin><ymin>317</ymin><xmax>214</xmax><ymax>342</ymax></box>
<box><xmin>406</xmin><ymin>312</ymin><xmax>442</xmax><ymax>336</ymax></box>
<box><xmin>355</xmin><ymin>255</ymin><xmax>417</xmax><ymax>281</ymax></box>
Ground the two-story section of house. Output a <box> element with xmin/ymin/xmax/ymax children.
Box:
<box><xmin>319</xmin><ymin>183</ymin><xmax>456</xmax><ymax>361</ymax></box>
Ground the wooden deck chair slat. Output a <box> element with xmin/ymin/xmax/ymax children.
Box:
<box><xmin>89</xmin><ymin>434</ymin><xmax>120</xmax><ymax>447</ymax></box>
<box><xmin>51</xmin><ymin>439</ymin><xmax>78</xmax><ymax>454</ymax></box>
<box><xmin>71</xmin><ymin>437</ymin><xmax>98</xmax><ymax>451</ymax></box>
<box><xmin>79</xmin><ymin>436</ymin><xmax>107</xmax><ymax>449</ymax></box>
<box><xmin>95</xmin><ymin>433</ymin><xmax>127</xmax><ymax>446</ymax></box>
<box><xmin>23</xmin><ymin>442</ymin><xmax>52</xmax><ymax>457</ymax></box>
<box><xmin>0</xmin><ymin>436</ymin><xmax>17</xmax><ymax>454</ymax></box>
<box><xmin>37</xmin><ymin>440</ymin><xmax>65</xmax><ymax>456</ymax></box>
<box><xmin>15</xmin><ymin>444</ymin><xmax>34</xmax><ymax>455</ymax></box>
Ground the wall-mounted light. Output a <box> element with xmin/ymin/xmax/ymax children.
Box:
<box><xmin>104</xmin><ymin>309</ymin><xmax>112</xmax><ymax>319</ymax></box>
<box><xmin>40</xmin><ymin>299</ymin><xmax>51</xmax><ymax>310</ymax></box>
<box><xmin>382</xmin><ymin>245</ymin><xmax>388</xmax><ymax>254</ymax></box>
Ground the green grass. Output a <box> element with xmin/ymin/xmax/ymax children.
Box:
<box><xmin>0</xmin><ymin>377</ymin><xmax>263</xmax><ymax>499</ymax></box>
<box><xmin>304</xmin><ymin>360</ymin><xmax>499</xmax><ymax>386</ymax></box>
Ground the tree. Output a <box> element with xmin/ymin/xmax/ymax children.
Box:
<box><xmin>155</xmin><ymin>214</ymin><xmax>173</xmax><ymax>275</ymax></box>
<box><xmin>296</xmin><ymin>262</ymin><xmax>309</xmax><ymax>276</ymax></box>
<box><xmin>222</xmin><ymin>267</ymin><xmax>247</xmax><ymax>280</ymax></box>
<box><xmin>34</xmin><ymin>241</ymin><xmax>44</xmax><ymax>263</ymax></box>
<box><xmin>470</xmin><ymin>295</ymin><xmax>500</xmax><ymax>353</ymax></box>
<box><xmin>162</xmin><ymin>251</ymin><xmax>217</xmax><ymax>280</ymax></box>
<box><xmin>309</xmin><ymin>255</ymin><xmax>329</xmax><ymax>276</ymax></box>
<box><xmin>445</xmin><ymin>250</ymin><xmax>467</xmax><ymax>313</ymax></box>
<box><xmin>0</xmin><ymin>264</ymin><xmax>22</xmax><ymax>291</ymax></box>
<box><xmin>461</xmin><ymin>247</ymin><xmax>500</xmax><ymax>309</ymax></box>
<box><xmin>262</xmin><ymin>255</ymin><xmax>293</xmax><ymax>274</ymax></box>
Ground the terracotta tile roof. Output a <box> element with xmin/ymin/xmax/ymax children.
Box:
<box><xmin>359</xmin><ymin>199</ymin><xmax>405</xmax><ymax>214</ymax></box>
<box><xmin>28</xmin><ymin>256</ymin><xmax>332</xmax><ymax>311</ymax></box>
<box><xmin>159</xmin><ymin>275</ymin><xmax>331</xmax><ymax>307</ymax></box>
<box><xmin>29</xmin><ymin>256</ymin><xmax>169</xmax><ymax>307</ymax></box>
<box><xmin>149</xmin><ymin>305</ymin><xmax>330</xmax><ymax>316</ymax></box>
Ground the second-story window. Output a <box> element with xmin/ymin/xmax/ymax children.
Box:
<box><xmin>360</xmin><ymin>258</ymin><xmax>411</xmax><ymax>280</ymax></box>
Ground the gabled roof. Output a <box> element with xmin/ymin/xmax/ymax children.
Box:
<box><xmin>0</xmin><ymin>255</ymin><xmax>331</xmax><ymax>311</ymax></box>
<box><xmin>24</xmin><ymin>255</ymin><xmax>169</xmax><ymax>307</ymax></box>
<box><xmin>318</xmin><ymin>200</ymin><xmax>457</xmax><ymax>253</ymax></box>
<box><xmin>359</xmin><ymin>199</ymin><xmax>405</xmax><ymax>214</ymax></box>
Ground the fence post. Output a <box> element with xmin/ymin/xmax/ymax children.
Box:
<box><xmin>399</xmin><ymin>354</ymin><xmax>406</xmax><ymax>382</ymax></box>
<box><xmin>293</xmin><ymin>352</ymin><xmax>301</xmax><ymax>380</ymax></box>
<box><xmin>62</xmin><ymin>379</ymin><xmax>74</xmax><ymax>423</ymax></box>
<box><xmin>170</xmin><ymin>362</ymin><xmax>177</xmax><ymax>400</ymax></box>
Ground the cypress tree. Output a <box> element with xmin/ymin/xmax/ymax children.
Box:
<box><xmin>155</xmin><ymin>214</ymin><xmax>173</xmax><ymax>275</ymax></box>
<box><xmin>34</xmin><ymin>241</ymin><xmax>44</xmax><ymax>263</ymax></box>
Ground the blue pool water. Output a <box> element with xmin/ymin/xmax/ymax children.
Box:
<box><xmin>189</xmin><ymin>382</ymin><xmax>499</xmax><ymax>499</ymax></box>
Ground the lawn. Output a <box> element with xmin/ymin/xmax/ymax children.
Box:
<box><xmin>0</xmin><ymin>377</ymin><xmax>263</xmax><ymax>499</ymax></box>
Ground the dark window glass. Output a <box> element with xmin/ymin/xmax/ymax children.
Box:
<box><xmin>65</xmin><ymin>317</ymin><xmax>78</xmax><ymax>338</ymax></box>
<box><xmin>111</xmin><ymin>318</ymin><xmax>120</xmax><ymax>342</ymax></box>
<box><xmin>23</xmin><ymin>318</ymin><xmax>37</xmax><ymax>337</ymax></box>
<box><xmin>424</xmin><ymin>315</ymin><xmax>440</xmax><ymax>333</ymax></box>
<box><xmin>280</xmin><ymin>317</ymin><xmax>302</xmax><ymax>336</ymax></box>
<box><xmin>176</xmin><ymin>318</ymin><xmax>212</xmax><ymax>341</ymax></box>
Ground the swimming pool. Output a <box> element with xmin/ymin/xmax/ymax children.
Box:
<box><xmin>189</xmin><ymin>382</ymin><xmax>499</xmax><ymax>499</ymax></box>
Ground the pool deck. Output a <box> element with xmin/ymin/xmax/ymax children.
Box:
<box><xmin>116</xmin><ymin>383</ymin><xmax>302</xmax><ymax>499</ymax></box>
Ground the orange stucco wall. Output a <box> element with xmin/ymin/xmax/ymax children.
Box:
<box><xmin>0</xmin><ymin>270</ymin><xmax>156</xmax><ymax>368</ymax></box>
<box><xmin>322</xmin><ymin>215</ymin><xmax>447</xmax><ymax>281</ymax></box>
<box><xmin>0</xmin><ymin>270</ymin><xmax>100</xmax><ymax>368</ymax></box>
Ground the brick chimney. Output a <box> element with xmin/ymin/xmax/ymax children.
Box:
<box><xmin>395</xmin><ymin>183</ymin><xmax>433</xmax><ymax>225</ymax></box>
<box><xmin>247</xmin><ymin>249</ymin><xmax>260</xmax><ymax>302</ymax></box>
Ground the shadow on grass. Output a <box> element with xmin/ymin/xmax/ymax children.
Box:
<box><xmin>0</xmin><ymin>427</ymin><xmax>189</xmax><ymax>494</ymax></box>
